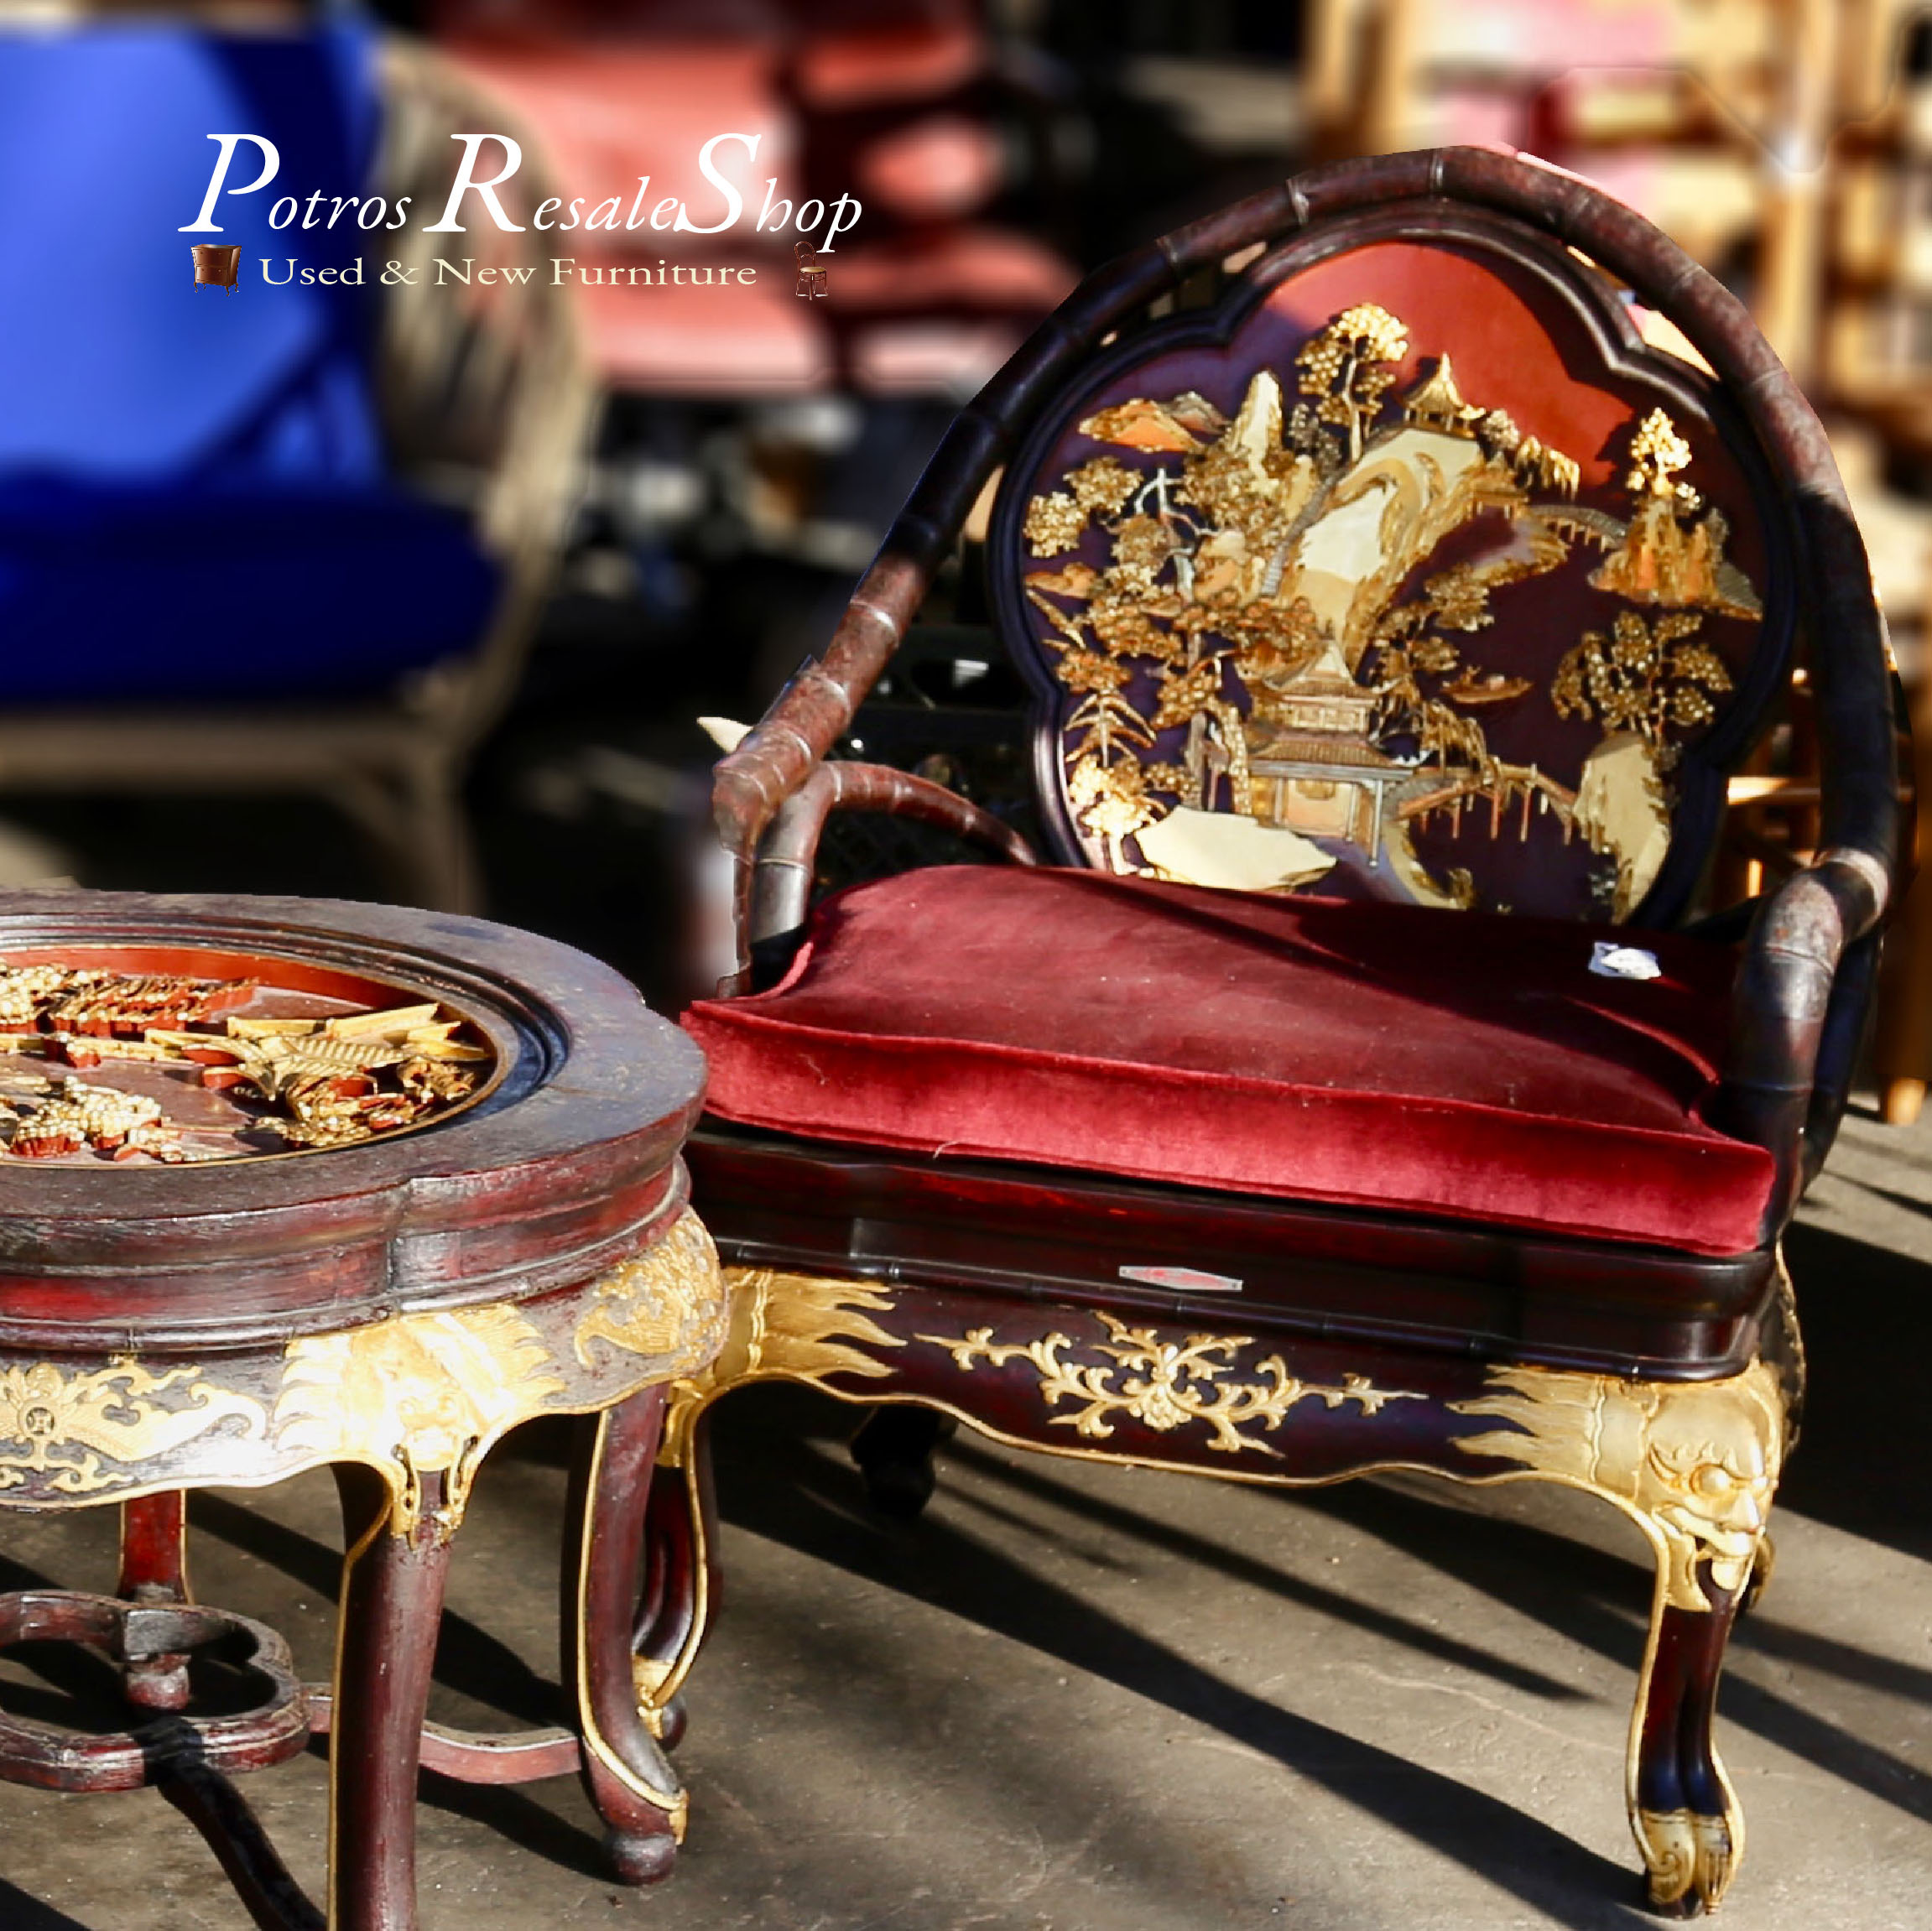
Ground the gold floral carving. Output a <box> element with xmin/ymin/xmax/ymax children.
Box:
<box><xmin>1</xmin><ymin>1076</ymin><xmax>211</xmax><ymax>1164</ymax></box>
<box><xmin>1020</xmin><ymin>301</ymin><xmax>1763</xmax><ymax>912</ymax></box>
<box><xmin>1451</xmin><ymin>1360</ymin><xmax>1784</xmax><ymax>1613</ymax></box>
<box><xmin>917</xmin><ymin>1313</ymin><xmax>1424</xmax><ymax>1458</ymax></box>
<box><xmin>573</xmin><ymin>1210</ymin><xmax>727</xmax><ymax>1373</ymax></box>
<box><xmin>0</xmin><ymin>1361</ymin><xmax>267</xmax><ymax>1496</ymax></box>
<box><xmin>275</xmin><ymin>1307</ymin><xmax>568</xmax><ymax>1538</ymax></box>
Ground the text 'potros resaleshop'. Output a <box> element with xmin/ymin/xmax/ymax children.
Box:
<box><xmin>180</xmin><ymin>131</ymin><xmax>861</xmax><ymax>250</ymax></box>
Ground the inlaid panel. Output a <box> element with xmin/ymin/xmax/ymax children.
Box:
<box><xmin>0</xmin><ymin>945</ymin><xmax>498</xmax><ymax>1163</ymax></box>
<box><xmin>991</xmin><ymin>221</ymin><xmax>1791</xmax><ymax>920</ymax></box>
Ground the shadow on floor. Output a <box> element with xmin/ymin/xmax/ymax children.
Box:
<box><xmin>1782</xmin><ymin>1223</ymin><xmax>1932</xmax><ymax>1562</ymax></box>
<box><xmin>706</xmin><ymin>1384</ymin><xmax>1650</xmax><ymax>1931</ymax></box>
<box><xmin>0</xmin><ymin>1881</ymin><xmax>92</xmax><ymax>1929</ymax></box>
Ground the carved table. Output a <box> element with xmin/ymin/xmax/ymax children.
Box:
<box><xmin>0</xmin><ymin>891</ymin><xmax>720</xmax><ymax>1930</ymax></box>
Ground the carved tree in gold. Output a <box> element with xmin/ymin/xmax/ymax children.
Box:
<box><xmin>1019</xmin><ymin>304</ymin><xmax>1761</xmax><ymax>911</ymax></box>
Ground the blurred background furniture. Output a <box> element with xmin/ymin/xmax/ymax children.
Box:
<box><xmin>0</xmin><ymin>889</ymin><xmax>716</xmax><ymax>1928</ymax></box>
<box><xmin>3</xmin><ymin>2</ymin><xmax>1928</xmax><ymax>1116</ymax></box>
<box><xmin>662</xmin><ymin>148</ymin><xmax>1902</xmax><ymax>1913</ymax></box>
<box><xmin>0</xmin><ymin>18</ymin><xmax>589</xmax><ymax>913</ymax></box>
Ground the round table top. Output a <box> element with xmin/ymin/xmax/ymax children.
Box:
<box><xmin>0</xmin><ymin>891</ymin><xmax>706</xmax><ymax>1354</ymax></box>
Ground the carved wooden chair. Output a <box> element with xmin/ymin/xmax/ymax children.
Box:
<box><xmin>663</xmin><ymin>148</ymin><xmax>1902</xmax><ymax>1916</ymax></box>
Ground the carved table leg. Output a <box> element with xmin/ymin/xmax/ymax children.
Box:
<box><xmin>564</xmin><ymin>1387</ymin><xmax>686</xmax><ymax>1885</ymax></box>
<box><xmin>119</xmin><ymin>1492</ymin><xmax>191</xmax><ymax>1710</ymax></box>
<box><xmin>329</xmin><ymin>1465</ymin><xmax>455</xmax><ymax>1931</ymax></box>
<box><xmin>634</xmin><ymin>1393</ymin><xmax>722</xmax><ymax>1755</ymax></box>
<box><xmin>850</xmin><ymin>1405</ymin><xmax>954</xmax><ymax>1517</ymax></box>
<box><xmin>120</xmin><ymin>1492</ymin><xmax>190</xmax><ymax>1600</ymax></box>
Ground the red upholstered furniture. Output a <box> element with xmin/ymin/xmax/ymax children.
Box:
<box><xmin>657</xmin><ymin>148</ymin><xmax>1904</xmax><ymax>1916</ymax></box>
<box><xmin>688</xmin><ymin>867</ymin><xmax>1773</xmax><ymax>1253</ymax></box>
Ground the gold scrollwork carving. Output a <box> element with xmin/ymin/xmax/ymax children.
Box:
<box><xmin>917</xmin><ymin>1312</ymin><xmax>1424</xmax><ymax>1458</ymax></box>
<box><xmin>275</xmin><ymin>1307</ymin><xmax>568</xmax><ymax>1539</ymax></box>
<box><xmin>1451</xmin><ymin>1360</ymin><xmax>1784</xmax><ymax>1614</ymax></box>
<box><xmin>1635</xmin><ymin>1807</ymin><xmax>1737</xmax><ymax>1913</ymax></box>
<box><xmin>574</xmin><ymin>1210</ymin><xmax>727</xmax><ymax>1374</ymax></box>
<box><xmin>0</xmin><ymin>1361</ymin><xmax>267</xmax><ymax>1496</ymax></box>
<box><xmin>273</xmin><ymin>1215</ymin><xmax>730</xmax><ymax>1539</ymax></box>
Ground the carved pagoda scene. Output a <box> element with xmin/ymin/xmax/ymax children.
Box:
<box><xmin>1019</xmin><ymin>299</ymin><xmax>1766</xmax><ymax>918</ymax></box>
<box><xmin>0</xmin><ymin>959</ymin><xmax>493</xmax><ymax>1162</ymax></box>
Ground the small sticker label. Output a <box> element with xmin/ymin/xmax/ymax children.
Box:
<box><xmin>1590</xmin><ymin>942</ymin><xmax>1662</xmax><ymax>981</ymax></box>
<box><xmin>1119</xmin><ymin>1265</ymin><xmax>1243</xmax><ymax>1293</ymax></box>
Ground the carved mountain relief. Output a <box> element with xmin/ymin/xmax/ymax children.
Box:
<box><xmin>1018</xmin><ymin>301</ymin><xmax>1762</xmax><ymax>918</ymax></box>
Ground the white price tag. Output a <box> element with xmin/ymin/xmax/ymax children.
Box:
<box><xmin>1590</xmin><ymin>942</ymin><xmax>1662</xmax><ymax>981</ymax></box>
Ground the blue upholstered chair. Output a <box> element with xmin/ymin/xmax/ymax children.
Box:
<box><xmin>0</xmin><ymin>18</ymin><xmax>588</xmax><ymax>908</ymax></box>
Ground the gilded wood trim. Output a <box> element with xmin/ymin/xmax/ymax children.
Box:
<box><xmin>659</xmin><ymin>1262</ymin><xmax>1787</xmax><ymax>1911</ymax></box>
<box><xmin>0</xmin><ymin>1210</ymin><xmax>726</xmax><ymax>1539</ymax></box>
<box><xmin>916</xmin><ymin>1312</ymin><xmax>1425</xmax><ymax>1457</ymax></box>
<box><xmin>574</xmin><ymin>1409</ymin><xmax>687</xmax><ymax>1834</ymax></box>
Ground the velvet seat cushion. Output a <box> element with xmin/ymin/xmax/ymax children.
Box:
<box><xmin>682</xmin><ymin>866</ymin><xmax>1775</xmax><ymax>1257</ymax></box>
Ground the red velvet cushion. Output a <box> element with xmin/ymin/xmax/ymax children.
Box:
<box><xmin>682</xmin><ymin>867</ymin><xmax>1773</xmax><ymax>1257</ymax></box>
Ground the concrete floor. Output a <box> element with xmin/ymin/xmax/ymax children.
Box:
<box><xmin>0</xmin><ymin>1109</ymin><xmax>1928</xmax><ymax>1929</ymax></box>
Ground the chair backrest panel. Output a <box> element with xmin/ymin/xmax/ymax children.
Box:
<box><xmin>988</xmin><ymin>206</ymin><xmax>1795</xmax><ymax>924</ymax></box>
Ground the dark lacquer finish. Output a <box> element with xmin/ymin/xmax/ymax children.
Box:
<box><xmin>688</xmin><ymin>1126</ymin><xmax>1778</xmax><ymax>1380</ymax></box>
<box><xmin>0</xmin><ymin>893</ymin><xmax>702</xmax><ymax>1350</ymax></box>
<box><xmin>562</xmin><ymin>1388</ymin><xmax>685</xmax><ymax>1884</ymax></box>
<box><xmin>119</xmin><ymin>1491</ymin><xmax>193</xmax><ymax>1710</ymax></box>
<box><xmin>0</xmin><ymin>890</ymin><xmax>715</xmax><ymax>1931</ymax></box>
<box><xmin>673</xmin><ymin>148</ymin><xmax>1907</xmax><ymax>1917</ymax></box>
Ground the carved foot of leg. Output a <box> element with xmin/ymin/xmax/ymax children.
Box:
<box><xmin>851</xmin><ymin>1405</ymin><xmax>953</xmax><ymax>1518</ymax></box>
<box><xmin>598</xmin><ymin>1815</ymin><xmax>680</xmax><ymax>1887</ymax></box>
<box><xmin>1633</xmin><ymin>1585</ymin><xmax>1753</xmax><ymax>1917</ymax></box>
<box><xmin>567</xmin><ymin>1392</ymin><xmax>687</xmax><ymax>1887</ymax></box>
<box><xmin>1633</xmin><ymin>1808</ymin><xmax>1739</xmax><ymax>1920</ymax></box>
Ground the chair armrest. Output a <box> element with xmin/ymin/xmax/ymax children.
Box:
<box><xmin>743</xmin><ymin>763</ymin><xmax>1037</xmax><ymax>985</ymax></box>
<box><xmin>1720</xmin><ymin>846</ymin><xmax>1892</xmax><ymax>1228</ymax></box>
